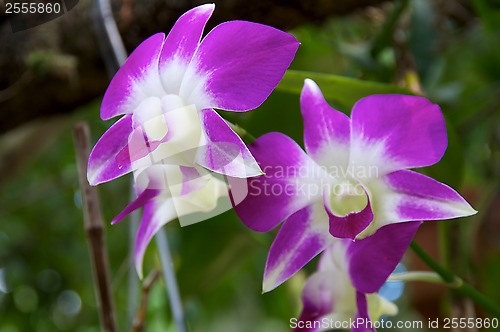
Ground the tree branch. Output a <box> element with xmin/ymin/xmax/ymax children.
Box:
<box><xmin>73</xmin><ymin>121</ymin><xmax>118</xmax><ymax>332</ymax></box>
<box><xmin>1</xmin><ymin>0</ymin><xmax>392</xmax><ymax>133</ymax></box>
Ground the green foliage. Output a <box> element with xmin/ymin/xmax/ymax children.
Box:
<box><xmin>2</xmin><ymin>0</ymin><xmax>500</xmax><ymax>330</ymax></box>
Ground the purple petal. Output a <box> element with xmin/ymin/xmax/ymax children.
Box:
<box><xmin>295</xmin><ymin>271</ymin><xmax>335</xmax><ymax>332</ymax></box>
<box><xmin>382</xmin><ymin>170</ymin><xmax>477</xmax><ymax>221</ymax></box>
<box><xmin>347</xmin><ymin>221</ymin><xmax>422</xmax><ymax>294</ymax></box>
<box><xmin>350</xmin><ymin>95</ymin><xmax>447</xmax><ymax>174</ymax></box>
<box><xmin>159</xmin><ymin>4</ymin><xmax>214</xmax><ymax>94</ymax></box>
<box><xmin>263</xmin><ymin>204</ymin><xmax>331</xmax><ymax>292</ymax></box>
<box><xmin>300</xmin><ymin>79</ymin><xmax>351</xmax><ymax>168</ymax></box>
<box><xmin>88</xmin><ymin>115</ymin><xmax>134</xmax><ymax>185</ymax></box>
<box><xmin>111</xmin><ymin>188</ymin><xmax>161</xmax><ymax>225</ymax></box>
<box><xmin>180</xmin><ymin>21</ymin><xmax>299</xmax><ymax>111</ymax></box>
<box><xmin>352</xmin><ymin>292</ymin><xmax>375</xmax><ymax>332</ymax></box>
<box><xmin>325</xmin><ymin>193</ymin><xmax>373</xmax><ymax>240</ymax></box>
<box><xmin>135</xmin><ymin>199</ymin><xmax>177</xmax><ymax>279</ymax></box>
<box><xmin>232</xmin><ymin>132</ymin><xmax>324</xmax><ymax>232</ymax></box>
<box><xmin>178</xmin><ymin>166</ymin><xmax>211</xmax><ymax>196</ymax></box>
<box><xmin>101</xmin><ymin>33</ymin><xmax>165</xmax><ymax>120</ymax></box>
<box><xmin>196</xmin><ymin>109</ymin><xmax>262</xmax><ymax>177</ymax></box>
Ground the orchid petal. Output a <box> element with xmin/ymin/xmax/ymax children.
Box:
<box><xmin>383</xmin><ymin>170</ymin><xmax>477</xmax><ymax>221</ymax></box>
<box><xmin>196</xmin><ymin>108</ymin><xmax>262</xmax><ymax>177</ymax></box>
<box><xmin>295</xmin><ymin>271</ymin><xmax>336</xmax><ymax>332</ymax></box>
<box><xmin>179</xmin><ymin>166</ymin><xmax>208</xmax><ymax>196</ymax></box>
<box><xmin>111</xmin><ymin>188</ymin><xmax>161</xmax><ymax>225</ymax></box>
<box><xmin>347</xmin><ymin>221</ymin><xmax>422</xmax><ymax>294</ymax></box>
<box><xmin>232</xmin><ymin>132</ymin><xmax>326</xmax><ymax>232</ymax></box>
<box><xmin>352</xmin><ymin>292</ymin><xmax>375</xmax><ymax>332</ymax></box>
<box><xmin>159</xmin><ymin>4</ymin><xmax>215</xmax><ymax>94</ymax></box>
<box><xmin>101</xmin><ymin>33</ymin><xmax>165</xmax><ymax>120</ymax></box>
<box><xmin>263</xmin><ymin>203</ymin><xmax>332</xmax><ymax>292</ymax></box>
<box><xmin>300</xmin><ymin>79</ymin><xmax>350</xmax><ymax>169</ymax></box>
<box><xmin>180</xmin><ymin>21</ymin><xmax>299</xmax><ymax>111</ymax></box>
<box><xmin>88</xmin><ymin>114</ymin><xmax>134</xmax><ymax>185</ymax></box>
<box><xmin>360</xmin><ymin>170</ymin><xmax>477</xmax><ymax>236</ymax></box>
<box><xmin>350</xmin><ymin>95</ymin><xmax>447</xmax><ymax>175</ymax></box>
<box><xmin>135</xmin><ymin>198</ymin><xmax>177</xmax><ymax>279</ymax></box>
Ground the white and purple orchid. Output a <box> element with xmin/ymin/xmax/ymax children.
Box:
<box><xmin>232</xmin><ymin>79</ymin><xmax>476</xmax><ymax>292</ymax></box>
<box><xmin>293</xmin><ymin>221</ymin><xmax>421</xmax><ymax>332</ymax></box>
<box><xmin>86</xmin><ymin>4</ymin><xmax>299</xmax><ymax>276</ymax></box>
<box><xmin>88</xmin><ymin>3</ymin><xmax>299</xmax><ymax>184</ymax></box>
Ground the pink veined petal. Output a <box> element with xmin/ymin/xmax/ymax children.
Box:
<box><xmin>300</xmin><ymin>79</ymin><xmax>351</xmax><ymax>169</ymax></box>
<box><xmin>111</xmin><ymin>188</ymin><xmax>162</xmax><ymax>225</ymax></box>
<box><xmin>263</xmin><ymin>203</ymin><xmax>332</xmax><ymax>293</ymax></box>
<box><xmin>180</xmin><ymin>21</ymin><xmax>299</xmax><ymax>111</ymax></box>
<box><xmin>294</xmin><ymin>271</ymin><xmax>335</xmax><ymax>332</ymax></box>
<box><xmin>231</xmin><ymin>132</ymin><xmax>325</xmax><ymax>232</ymax></box>
<box><xmin>324</xmin><ymin>189</ymin><xmax>374</xmax><ymax>240</ymax></box>
<box><xmin>88</xmin><ymin>114</ymin><xmax>134</xmax><ymax>185</ymax></box>
<box><xmin>101</xmin><ymin>33</ymin><xmax>165</xmax><ymax>120</ymax></box>
<box><xmin>196</xmin><ymin>108</ymin><xmax>262</xmax><ymax>177</ymax></box>
<box><xmin>135</xmin><ymin>199</ymin><xmax>177</xmax><ymax>279</ymax></box>
<box><xmin>347</xmin><ymin>221</ymin><xmax>422</xmax><ymax>294</ymax></box>
<box><xmin>159</xmin><ymin>4</ymin><xmax>215</xmax><ymax>94</ymax></box>
<box><xmin>362</xmin><ymin>170</ymin><xmax>477</xmax><ymax>234</ymax></box>
<box><xmin>352</xmin><ymin>292</ymin><xmax>375</xmax><ymax>332</ymax></box>
<box><xmin>349</xmin><ymin>94</ymin><xmax>447</xmax><ymax>175</ymax></box>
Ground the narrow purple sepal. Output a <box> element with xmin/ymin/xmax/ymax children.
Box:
<box><xmin>263</xmin><ymin>204</ymin><xmax>331</xmax><ymax>292</ymax></box>
<box><xmin>384</xmin><ymin>170</ymin><xmax>477</xmax><ymax>221</ymax></box>
<box><xmin>101</xmin><ymin>33</ymin><xmax>165</xmax><ymax>120</ymax></box>
<box><xmin>134</xmin><ymin>199</ymin><xmax>177</xmax><ymax>278</ymax></box>
<box><xmin>352</xmin><ymin>291</ymin><xmax>375</xmax><ymax>332</ymax></box>
<box><xmin>196</xmin><ymin>108</ymin><xmax>261</xmax><ymax>177</ymax></box>
<box><xmin>87</xmin><ymin>114</ymin><xmax>134</xmax><ymax>185</ymax></box>
<box><xmin>111</xmin><ymin>189</ymin><xmax>161</xmax><ymax>225</ymax></box>
<box><xmin>160</xmin><ymin>4</ymin><xmax>214</xmax><ymax>65</ymax></box>
<box><xmin>301</xmin><ymin>79</ymin><xmax>351</xmax><ymax>167</ymax></box>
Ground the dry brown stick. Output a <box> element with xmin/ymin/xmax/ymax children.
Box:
<box><xmin>132</xmin><ymin>270</ymin><xmax>162</xmax><ymax>332</ymax></box>
<box><xmin>74</xmin><ymin>122</ymin><xmax>118</xmax><ymax>332</ymax></box>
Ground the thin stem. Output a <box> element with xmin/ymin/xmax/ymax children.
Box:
<box><xmin>410</xmin><ymin>241</ymin><xmax>500</xmax><ymax>317</ymax></box>
<box><xmin>127</xmin><ymin>192</ymin><xmax>141</xmax><ymax>330</ymax></box>
<box><xmin>132</xmin><ymin>270</ymin><xmax>161</xmax><ymax>332</ymax></box>
<box><xmin>155</xmin><ymin>229</ymin><xmax>187</xmax><ymax>332</ymax></box>
<box><xmin>74</xmin><ymin>122</ymin><xmax>118</xmax><ymax>332</ymax></box>
<box><xmin>228</xmin><ymin>122</ymin><xmax>257</xmax><ymax>143</ymax></box>
<box><xmin>388</xmin><ymin>271</ymin><xmax>451</xmax><ymax>285</ymax></box>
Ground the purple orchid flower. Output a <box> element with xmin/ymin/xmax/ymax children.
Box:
<box><xmin>232</xmin><ymin>79</ymin><xmax>476</xmax><ymax>292</ymax></box>
<box><xmin>293</xmin><ymin>221</ymin><xmax>420</xmax><ymax>332</ymax></box>
<box><xmin>85</xmin><ymin>4</ymin><xmax>299</xmax><ymax>277</ymax></box>
<box><xmin>87</xmin><ymin>3</ymin><xmax>299</xmax><ymax>185</ymax></box>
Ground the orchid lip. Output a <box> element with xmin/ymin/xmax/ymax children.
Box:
<box><xmin>323</xmin><ymin>177</ymin><xmax>368</xmax><ymax>217</ymax></box>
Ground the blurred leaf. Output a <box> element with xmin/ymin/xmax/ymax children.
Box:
<box><xmin>472</xmin><ymin>0</ymin><xmax>500</xmax><ymax>32</ymax></box>
<box><xmin>277</xmin><ymin>70</ymin><xmax>413</xmax><ymax>109</ymax></box>
<box><xmin>420</xmin><ymin>119</ymin><xmax>464</xmax><ymax>189</ymax></box>
<box><xmin>370</xmin><ymin>0</ymin><xmax>409</xmax><ymax>58</ymax></box>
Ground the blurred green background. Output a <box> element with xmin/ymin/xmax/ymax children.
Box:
<box><xmin>1</xmin><ymin>0</ymin><xmax>500</xmax><ymax>331</ymax></box>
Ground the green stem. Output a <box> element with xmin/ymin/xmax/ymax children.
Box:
<box><xmin>228</xmin><ymin>122</ymin><xmax>257</xmax><ymax>143</ymax></box>
<box><xmin>388</xmin><ymin>271</ymin><xmax>449</xmax><ymax>285</ymax></box>
<box><xmin>410</xmin><ymin>241</ymin><xmax>500</xmax><ymax>317</ymax></box>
